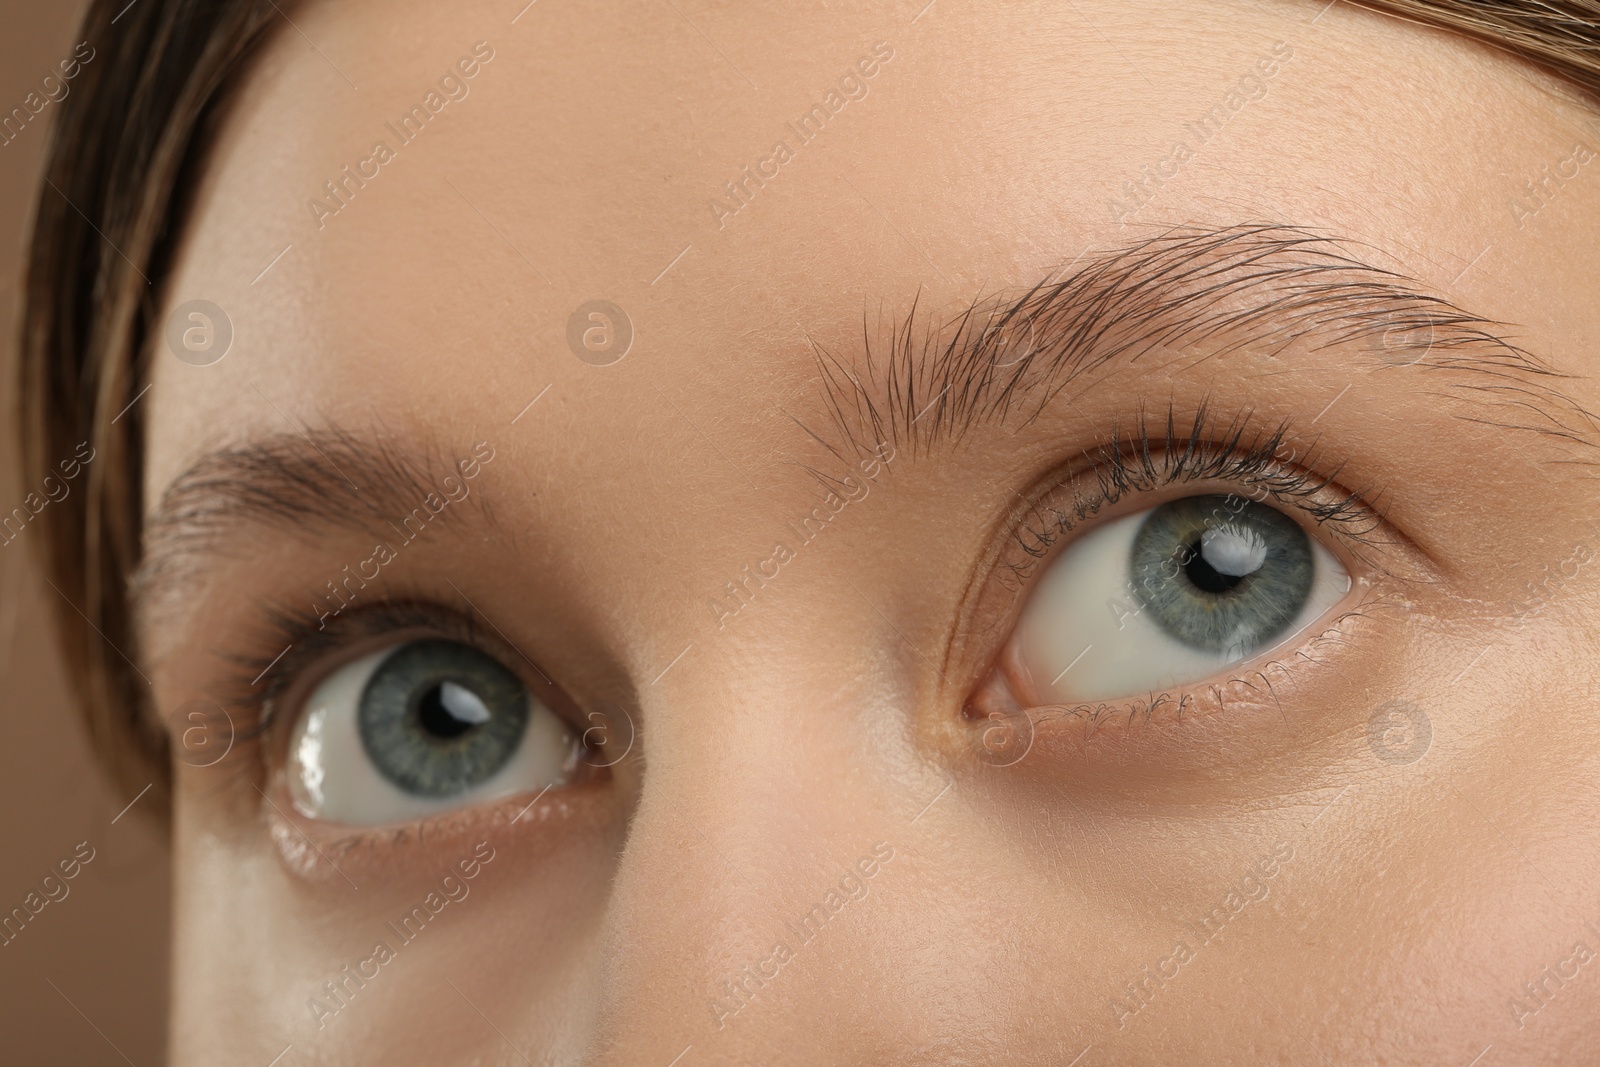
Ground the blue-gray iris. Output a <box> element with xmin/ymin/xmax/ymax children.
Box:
<box><xmin>357</xmin><ymin>639</ymin><xmax>529</xmax><ymax>797</ymax></box>
<box><xmin>1130</xmin><ymin>495</ymin><xmax>1313</xmax><ymax>654</ymax></box>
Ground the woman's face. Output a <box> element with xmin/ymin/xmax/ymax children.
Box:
<box><xmin>140</xmin><ymin>0</ymin><xmax>1600</xmax><ymax>1062</ymax></box>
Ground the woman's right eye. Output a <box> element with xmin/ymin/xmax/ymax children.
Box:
<box><xmin>285</xmin><ymin>638</ymin><xmax>580</xmax><ymax>825</ymax></box>
<box><xmin>996</xmin><ymin>492</ymin><xmax>1356</xmax><ymax>706</ymax></box>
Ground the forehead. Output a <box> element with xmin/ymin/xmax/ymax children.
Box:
<box><xmin>145</xmin><ymin>0</ymin><xmax>1596</xmax><ymax>500</ymax></box>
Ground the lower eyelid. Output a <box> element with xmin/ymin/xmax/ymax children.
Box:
<box><xmin>965</xmin><ymin>599</ymin><xmax>1384</xmax><ymax>782</ymax></box>
<box><xmin>265</xmin><ymin>777</ymin><xmax>613</xmax><ymax>885</ymax></box>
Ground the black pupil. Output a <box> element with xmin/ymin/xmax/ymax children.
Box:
<box><xmin>418</xmin><ymin>683</ymin><xmax>478</xmax><ymax>740</ymax></box>
<box><xmin>1183</xmin><ymin>538</ymin><xmax>1247</xmax><ymax>594</ymax></box>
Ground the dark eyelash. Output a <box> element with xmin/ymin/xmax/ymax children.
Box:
<box><xmin>219</xmin><ymin>597</ymin><xmax>491</xmax><ymax>745</ymax></box>
<box><xmin>1009</xmin><ymin>400</ymin><xmax>1386</xmax><ymax>570</ymax></box>
<box><xmin>221</xmin><ymin>404</ymin><xmax>1367</xmax><ymax>744</ymax></box>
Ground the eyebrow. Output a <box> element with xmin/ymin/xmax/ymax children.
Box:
<box><xmin>136</xmin><ymin>430</ymin><xmax>494</xmax><ymax>619</ymax></box>
<box><xmin>137</xmin><ymin>224</ymin><xmax>1594</xmax><ymax>612</ymax></box>
<box><xmin>808</xmin><ymin>222</ymin><xmax>1598</xmax><ymax>461</ymax></box>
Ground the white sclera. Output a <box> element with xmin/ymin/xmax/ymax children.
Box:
<box><xmin>1016</xmin><ymin>509</ymin><xmax>1352</xmax><ymax>704</ymax></box>
<box><xmin>286</xmin><ymin>646</ymin><xmax>575</xmax><ymax>825</ymax></box>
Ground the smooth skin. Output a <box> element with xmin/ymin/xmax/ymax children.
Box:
<box><xmin>141</xmin><ymin>0</ymin><xmax>1600</xmax><ymax>1063</ymax></box>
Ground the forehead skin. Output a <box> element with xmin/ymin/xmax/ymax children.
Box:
<box><xmin>145</xmin><ymin>0</ymin><xmax>1600</xmax><ymax>1064</ymax></box>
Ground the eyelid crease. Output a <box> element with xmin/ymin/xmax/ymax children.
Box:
<box><xmin>211</xmin><ymin>597</ymin><xmax>510</xmax><ymax>770</ymax></box>
<box><xmin>807</xmin><ymin>221</ymin><xmax>1598</xmax><ymax>465</ymax></box>
<box><xmin>135</xmin><ymin>429</ymin><xmax>498</xmax><ymax>636</ymax></box>
<box><xmin>1008</xmin><ymin>401</ymin><xmax>1388</xmax><ymax>568</ymax></box>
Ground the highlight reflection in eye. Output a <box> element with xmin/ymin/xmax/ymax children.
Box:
<box><xmin>287</xmin><ymin>639</ymin><xmax>579</xmax><ymax>824</ymax></box>
<box><xmin>1011</xmin><ymin>494</ymin><xmax>1352</xmax><ymax>703</ymax></box>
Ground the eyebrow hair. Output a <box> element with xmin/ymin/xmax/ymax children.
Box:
<box><xmin>808</xmin><ymin>222</ymin><xmax>1599</xmax><ymax>461</ymax></box>
<box><xmin>134</xmin><ymin>223</ymin><xmax>1592</xmax><ymax>620</ymax></box>
<box><xmin>134</xmin><ymin>430</ymin><xmax>495</xmax><ymax>620</ymax></box>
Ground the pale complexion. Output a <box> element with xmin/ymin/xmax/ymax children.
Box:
<box><xmin>141</xmin><ymin>0</ymin><xmax>1600</xmax><ymax>1063</ymax></box>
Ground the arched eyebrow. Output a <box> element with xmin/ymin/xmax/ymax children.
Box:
<box><xmin>135</xmin><ymin>430</ymin><xmax>496</xmax><ymax>624</ymax></box>
<box><xmin>135</xmin><ymin>224</ymin><xmax>1598</xmax><ymax>622</ymax></box>
<box><xmin>808</xmin><ymin>222</ymin><xmax>1598</xmax><ymax>462</ymax></box>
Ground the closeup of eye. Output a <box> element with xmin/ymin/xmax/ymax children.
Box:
<box><xmin>1005</xmin><ymin>493</ymin><xmax>1353</xmax><ymax>704</ymax></box>
<box><xmin>285</xmin><ymin>638</ymin><xmax>580</xmax><ymax>824</ymax></box>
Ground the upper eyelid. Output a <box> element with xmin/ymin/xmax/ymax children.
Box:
<box><xmin>1002</xmin><ymin>477</ymin><xmax>1355</xmax><ymax>605</ymax></box>
<box><xmin>1013</xmin><ymin>410</ymin><xmax>1386</xmax><ymax>552</ymax></box>
<box><xmin>221</xmin><ymin>598</ymin><xmax>509</xmax><ymax>737</ymax></box>
<box><xmin>135</xmin><ymin>432</ymin><xmax>498</xmax><ymax>639</ymax></box>
<box><xmin>1017</xmin><ymin>470</ymin><xmax>1375</xmax><ymax>569</ymax></box>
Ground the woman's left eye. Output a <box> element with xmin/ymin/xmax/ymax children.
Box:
<box><xmin>997</xmin><ymin>493</ymin><xmax>1353</xmax><ymax>705</ymax></box>
<box><xmin>286</xmin><ymin>638</ymin><xmax>580</xmax><ymax>824</ymax></box>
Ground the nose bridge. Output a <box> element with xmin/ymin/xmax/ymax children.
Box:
<box><xmin>579</xmin><ymin>664</ymin><xmax>933</xmax><ymax>1065</ymax></box>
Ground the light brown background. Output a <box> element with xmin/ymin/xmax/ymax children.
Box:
<box><xmin>0</xmin><ymin>1</ymin><xmax>171</xmax><ymax>1063</ymax></box>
